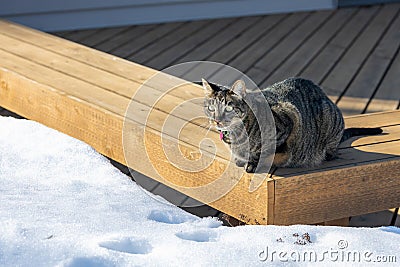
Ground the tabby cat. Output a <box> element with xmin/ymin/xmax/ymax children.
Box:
<box><xmin>202</xmin><ymin>77</ymin><xmax>382</xmax><ymax>172</ymax></box>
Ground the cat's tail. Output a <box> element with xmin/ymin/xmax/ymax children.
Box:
<box><xmin>340</xmin><ymin>127</ymin><xmax>383</xmax><ymax>142</ymax></box>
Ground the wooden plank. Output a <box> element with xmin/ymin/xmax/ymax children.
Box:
<box><xmin>130</xmin><ymin>20</ymin><xmax>209</xmax><ymax>64</ymax></box>
<box><xmin>0</xmin><ymin>33</ymin><xmax>205</xmax><ymax>117</ymax></box>
<box><xmin>168</xmin><ymin>16</ymin><xmax>267</xmax><ymax>79</ymax></box>
<box><xmin>173</xmin><ymin>17</ymin><xmax>259</xmax><ymax>64</ymax></box>
<box><xmin>0</xmin><ymin>20</ymin><xmax>205</xmax><ymax>101</ymax></box>
<box><xmin>0</xmin><ymin>20</ymin><xmax>159</xmax><ymax>84</ymax></box>
<box><xmin>300</xmin><ymin>6</ymin><xmax>379</xmax><ymax>90</ymax></box>
<box><xmin>145</xmin><ymin>18</ymin><xmax>235</xmax><ymax>70</ymax></box>
<box><xmin>0</xmin><ymin>48</ymin><xmax>234</xmax><ymax>165</ymax></box>
<box><xmin>195</xmin><ymin>14</ymin><xmax>286</xmax><ymax>84</ymax></box>
<box><xmin>337</xmin><ymin>96</ymin><xmax>374</xmax><ymax>116</ymax></box>
<box><xmin>367</xmin><ymin>43</ymin><xmax>400</xmax><ymax>113</ymax></box>
<box><xmin>112</xmin><ymin>22</ymin><xmax>183</xmax><ymax>59</ymax></box>
<box><xmin>217</xmin><ymin>12</ymin><xmax>309</xmax><ymax>84</ymax></box>
<box><xmin>366</xmin><ymin>99</ymin><xmax>400</xmax><ymax>113</ymax></box>
<box><xmin>337</xmin><ymin>4</ymin><xmax>400</xmax><ymax>115</ymax></box>
<box><xmin>62</xmin><ymin>28</ymin><xmax>100</xmax><ymax>43</ymax></box>
<box><xmin>274</xmin><ymin>140</ymin><xmax>400</xmax><ymax>179</ymax></box>
<box><xmin>339</xmin><ymin>124</ymin><xmax>400</xmax><ymax>148</ymax></box>
<box><xmin>323</xmin><ymin>4</ymin><xmax>398</xmax><ymax>104</ymax></box>
<box><xmin>229</xmin><ymin>13</ymin><xmax>309</xmax><ymax>73</ymax></box>
<box><xmin>344</xmin><ymin>109</ymin><xmax>400</xmax><ymax>127</ymax></box>
<box><xmin>79</xmin><ymin>26</ymin><xmax>128</xmax><ymax>47</ymax></box>
<box><xmin>273</xmin><ymin>158</ymin><xmax>400</xmax><ymax>225</ymax></box>
<box><xmin>53</xmin><ymin>30</ymin><xmax>76</xmax><ymax>39</ymax></box>
<box><xmin>266</xmin><ymin>8</ymin><xmax>356</xmax><ymax>84</ymax></box>
<box><xmin>94</xmin><ymin>25</ymin><xmax>157</xmax><ymax>53</ymax></box>
<box><xmin>206</xmin><ymin>14</ymin><xmax>286</xmax><ymax>64</ymax></box>
<box><xmin>0</xmin><ymin>26</ymin><xmax>213</xmax><ymax>115</ymax></box>
<box><xmin>249</xmin><ymin>10</ymin><xmax>333</xmax><ymax>86</ymax></box>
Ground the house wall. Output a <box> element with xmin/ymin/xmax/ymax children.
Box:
<box><xmin>0</xmin><ymin>0</ymin><xmax>335</xmax><ymax>31</ymax></box>
<box><xmin>339</xmin><ymin>0</ymin><xmax>400</xmax><ymax>7</ymax></box>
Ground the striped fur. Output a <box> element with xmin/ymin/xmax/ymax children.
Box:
<box><xmin>203</xmin><ymin>77</ymin><xmax>379</xmax><ymax>171</ymax></box>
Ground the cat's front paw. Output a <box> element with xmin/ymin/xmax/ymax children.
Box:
<box><xmin>235</xmin><ymin>159</ymin><xmax>246</xmax><ymax>167</ymax></box>
<box><xmin>245</xmin><ymin>163</ymin><xmax>257</xmax><ymax>173</ymax></box>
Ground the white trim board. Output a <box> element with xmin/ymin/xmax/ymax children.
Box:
<box><xmin>1</xmin><ymin>0</ymin><xmax>336</xmax><ymax>31</ymax></box>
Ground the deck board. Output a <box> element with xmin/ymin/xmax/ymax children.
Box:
<box><xmin>230</xmin><ymin>13</ymin><xmax>310</xmax><ymax>74</ymax></box>
<box><xmin>113</xmin><ymin>22</ymin><xmax>184</xmax><ymax>59</ymax></box>
<box><xmin>61</xmin><ymin>28</ymin><xmax>100</xmax><ymax>43</ymax></box>
<box><xmin>213</xmin><ymin>13</ymin><xmax>311</xmax><ymax>85</ymax></box>
<box><xmin>33</xmin><ymin>3</ymin><xmax>400</xmax><ymax>226</ymax></box>
<box><xmin>2</xmin><ymin>3</ymin><xmax>400</xmax><ymax>226</ymax></box>
<box><xmin>336</xmin><ymin>4</ymin><xmax>400</xmax><ymax>115</ymax></box>
<box><xmin>206</xmin><ymin>14</ymin><xmax>286</xmax><ymax>64</ymax></box>
<box><xmin>324</xmin><ymin>5</ymin><xmax>399</xmax><ymax>108</ymax></box>
<box><xmin>173</xmin><ymin>17</ymin><xmax>259</xmax><ymax>65</ymax></box>
<box><xmin>367</xmin><ymin>32</ymin><xmax>400</xmax><ymax>113</ymax></box>
<box><xmin>250</xmin><ymin>10</ymin><xmax>334</xmax><ymax>86</ymax></box>
<box><xmin>145</xmin><ymin>18</ymin><xmax>235</xmax><ymax>69</ymax></box>
<box><xmin>79</xmin><ymin>26</ymin><xmax>128</xmax><ymax>47</ymax></box>
<box><xmin>95</xmin><ymin>25</ymin><xmax>156</xmax><ymax>53</ymax></box>
<box><xmin>131</xmin><ymin>20</ymin><xmax>209</xmax><ymax>64</ymax></box>
<box><xmin>266</xmin><ymin>8</ymin><xmax>356</xmax><ymax>85</ymax></box>
<box><xmin>300</xmin><ymin>6</ymin><xmax>379</xmax><ymax>92</ymax></box>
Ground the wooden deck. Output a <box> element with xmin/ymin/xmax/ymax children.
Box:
<box><xmin>1</xmin><ymin>3</ymin><xmax>399</xmax><ymax>226</ymax></box>
<box><xmin>56</xmin><ymin>3</ymin><xmax>400</xmax><ymax>118</ymax></box>
<box><xmin>53</xmin><ymin>3</ymin><xmax>400</xmax><ymax>227</ymax></box>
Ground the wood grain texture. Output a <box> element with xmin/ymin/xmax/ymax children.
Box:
<box><xmin>272</xmin><ymin>159</ymin><xmax>400</xmax><ymax>225</ymax></box>
<box><xmin>324</xmin><ymin>4</ymin><xmax>399</xmax><ymax>112</ymax></box>
<box><xmin>1</xmin><ymin>19</ymin><xmax>399</xmax><ymax>226</ymax></box>
<box><xmin>0</xmin><ymin>19</ymin><xmax>272</xmax><ymax>225</ymax></box>
<box><xmin>301</xmin><ymin>6</ymin><xmax>379</xmax><ymax>89</ymax></box>
<box><xmin>252</xmin><ymin>10</ymin><xmax>333</xmax><ymax>86</ymax></box>
<box><xmin>271</xmin><ymin>110</ymin><xmax>400</xmax><ymax>225</ymax></box>
<box><xmin>337</xmin><ymin>4</ymin><xmax>400</xmax><ymax>115</ymax></box>
<box><xmin>266</xmin><ymin>8</ymin><xmax>356</xmax><ymax>84</ymax></box>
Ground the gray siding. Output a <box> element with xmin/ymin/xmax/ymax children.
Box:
<box><xmin>339</xmin><ymin>0</ymin><xmax>400</xmax><ymax>6</ymax></box>
<box><xmin>1</xmin><ymin>0</ymin><xmax>335</xmax><ymax>31</ymax></box>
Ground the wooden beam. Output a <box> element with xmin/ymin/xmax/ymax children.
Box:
<box><xmin>272</xmin><ymin>159</ymin><xmax>400</xmax><ymax>225</ymax></box>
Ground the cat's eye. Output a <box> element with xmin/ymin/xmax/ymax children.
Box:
<box><xmin>208</xmin><ymin>105</ymin><xmax>215</xmax><ymax>112</ymax></box>
<box><xmin>225</xmin><ymin>106</ymin><xmax>233</xmax><ymax>112</ymax></box>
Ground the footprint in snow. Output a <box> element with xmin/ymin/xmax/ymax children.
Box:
<box><xmin>65</xmin><ymin>256</ymin><xmax>114</xmax><ymax>267</ymax></box>
<box><xmin>148</xmin><ymin>210</ymin><xmax>195</xmax><ymax>224</ymax></box>
<box><xmin>176</xmin><ymin>230</ymin><xmax>217</xmax><ymax>242</ymax></box>
<box><xmin>99</xmin><ymin>236</ymin><xmax>152</xmax><ymax>254</ymax></box>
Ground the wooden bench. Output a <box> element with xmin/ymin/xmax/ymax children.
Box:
<box><xmin>1</xmin><ymin>20</ymin><xmax>399</xmax><ymax>225</ymax></box>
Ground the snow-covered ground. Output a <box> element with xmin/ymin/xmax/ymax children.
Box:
<box><xmin>0</xmin><ymin>116</ymin><xmax>399</xmax><ymax>266</ymax></box>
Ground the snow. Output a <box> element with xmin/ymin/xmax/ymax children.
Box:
<box><xmin>0</xmin><ymin>115</ymin><xmax>399</xmax><ymax>266</ymax></box>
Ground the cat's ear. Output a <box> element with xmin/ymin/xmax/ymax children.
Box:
<box><xmin>231</xmin><ymin>80</ymin><xmax>246</xmax><ymax>98</ymax></box>
<box><xmin>202</xmin><ymin>78</ymin><xmax>213</xmax><ymax>96</ymax></box>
